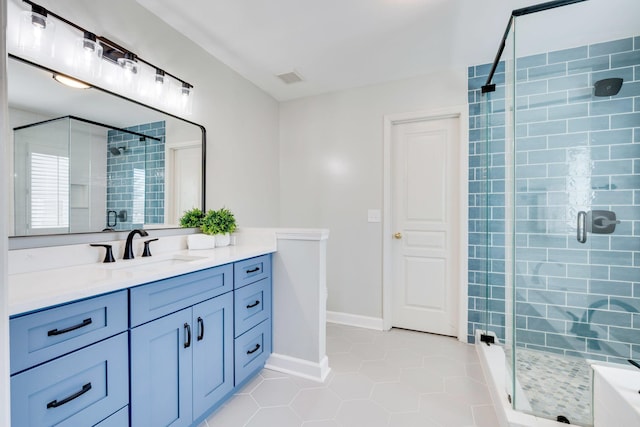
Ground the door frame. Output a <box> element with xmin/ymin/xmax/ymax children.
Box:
<box><xmin>382</xmin><ymin>106</ymin><xmax>469</xmax><ymax>342</ymax></box>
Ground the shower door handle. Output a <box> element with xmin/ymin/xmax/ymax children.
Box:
<box><xmin>577</xmin><ymin>211</ymin><xmax>587</xmax><ymax>244</ymax></box>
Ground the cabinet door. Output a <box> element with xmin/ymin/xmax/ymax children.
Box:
<box><xmin>11</xmin><ymin>333</ymin><xmax>128</xmax><ymax>427</ymax></box>
<box><xmin>10</xmin><ymin>290</ymin><xmax>127</xmax><ymax>374</ymax></box>
<box><xmin>192</xmin><ymin>293</ymin><xmax>234</xmax><ymax>418</ymax></box>
<box><xmin>130</xmin><ymin>309</ymin><xmax>193</xmax><ymax>427</ymax></box>
<box><xmin>233</xmin><ymin>254</ymin><xmax>271</xmax><ymax>289</ymax></box>
<box><xmin>130</xmin><ymin>264</ymin><xmax>233</xmax><ymax>327</ymax></box>
<box><xmin>234</xmin><ymin>319</ymin><xmax>272</xmax><ymax>386</ymax></box>
<box><xmin>234</xmin><ymin>278</ymin><xmax>271</xmax><ymax>337</ymax></box>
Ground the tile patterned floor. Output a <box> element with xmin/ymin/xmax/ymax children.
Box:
<box><xmin>199</xmin><ymin>323</ymin><xmax>499</xmax><ymax>427</ymax></box>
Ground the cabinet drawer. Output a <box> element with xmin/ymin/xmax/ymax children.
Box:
<box><xmin>234</xmin><ymin>319</ymin><xmax>271</xmax><ymax>386</ymax></box>
<box><xmin>234</xmin><ymin>278</ymin><xmax>271</xmax><ymax>337</ymax></box>
<box><xmin>94</xmin><ymin>406</ymin><xmax>128</xmax><ymax>427</ymax></box>
<box><xmin>234</xmin><ymin>254</ymin><xmax>271</xmax><ymax>289</ymax></box>
<box><xmin>11</xmin><ymin>332</ymin><xmax>129</xmax><ymax>427</ymax></box>
<box><xmin>130</xmin><ymin>263</ymin><xmax>233</xmax><ymax>327</ymax></box>
<box><xmin>10</xmin><ymin>291</ymin><xmax>128</xmax><ymax>374</ymax></box>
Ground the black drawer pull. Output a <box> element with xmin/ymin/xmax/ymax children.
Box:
<box><xmin>246</xmin><ymin>267</ymin><xmax>260</xmax><ymax>274</ymax></box>
<box><xmin>47</xmin><ymin>318</ymin><xmax>92</xmax><ymax>336</ymax></box>
<box><xmin>184</xmin><ymin>323</ymin><xmax>191</xmax><ymax>348</ymax></box>
<box><xmin>246</xmin><ymin>300</ymin><xmax>260</xmax><ymax>309</ymax></box>
<box><xmin>247</xmin><ymin>344</ymin><xmax>261</xmax><ymax>355</ymax></box>
<box><xmin>197</xmin><ymin>317</ymin><xmax>204</xmax><ymax>341</ymax></box>
<box><xmin>47</xmin><ymin>382</ymin><xmax>92</xmax><ymax>409</ymax></box>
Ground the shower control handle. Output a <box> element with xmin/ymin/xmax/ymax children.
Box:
<box><xmin>577</xmin><ymin>211</ymin><xmax>587</xmax><ymax>244</ymax></box>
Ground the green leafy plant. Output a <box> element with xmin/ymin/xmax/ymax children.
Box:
<box><xmin>179</xmin><ymin>207</ymin><xmax>205</xmax><ymax>228</ymax></box>
<box><xmin>201</xmin><ymin>207</ymin><xmax>237</xmax><ymax>235</ymax></box>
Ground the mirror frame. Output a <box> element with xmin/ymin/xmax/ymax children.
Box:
<box><xmin>8</xmin><ymin>54</ymin><xmax>206</xmax><ymax>248</ymax></box>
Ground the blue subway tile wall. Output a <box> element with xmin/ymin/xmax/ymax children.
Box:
<box><xmin>468</xmin><ymin>36</ymin><xmax>640</xmax><ymax>363</ymax></box>
<box><xmin>107</xmin><ymin>121</ymin><xmax>165</xmax><ymax>230</ymax></box>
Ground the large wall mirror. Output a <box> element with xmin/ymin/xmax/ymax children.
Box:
<box><xmin>8</xmin><ymin>56</ymin><xmax>205</xmax><ymax>237</ymax></box>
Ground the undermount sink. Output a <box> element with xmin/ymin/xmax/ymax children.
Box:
<box><xmin>104</xmin><ymin>254</ymin><xmax>206</xmax><ymax>273</ymax></box>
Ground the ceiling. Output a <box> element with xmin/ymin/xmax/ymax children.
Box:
<box><xmin>135</xmin><ymin>0</ymin><xmax>542</xmax><ymax>101</ymax></box>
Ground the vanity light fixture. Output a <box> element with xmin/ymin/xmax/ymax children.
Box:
<box><xmin>28</xmin><ymin>4</ymin><xmax>47</xmax><ymax>28</ymax></box>
<box><xmin>14</xmin><ymin>0</ymin><xmax>195</xmax><ymax>115</ymax></box>
<box><xmin>155</xmin><ymin>69</ymin><xmax>165</xmax><ymax>84</ymax></box>
<box><xmin>81</xmin><ymin>31</ymin><xmax>97</xmax><ymax>51</ymax></box>
<box><xmin>17</xmin><ymin>3</ymin><xmax>55</xmax><ymax>57</ymax></box>
<box><xmin>53</xmin><ymin>73</ymin><xmax>91</xmax><ymax>89</ymax></box>
<box><xmin>118</xmin><ymin>52</ymin><xmax>139</xmax><ymax>75</ymax></box>
<box><xmin>180</xmin><ymin>82</ymin><xmax>194</xmax><ymax>114</ymax></box>
<box><xmin>73</xmin><ymin>31</ymin><xmax>103</xmax><ymax>78</ymax></box>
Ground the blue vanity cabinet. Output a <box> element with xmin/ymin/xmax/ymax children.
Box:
<box><xmin>233</xmin><ymin>255</ymin><xmax>272</xmax><ymax>386</ymax></box>
<box><xmin>130</xmin><ymin>265</ymin><xmax>234</xmax><ymax>427</ymax></box>
<box><xmin>10</xmin><ymin>253</ymin><xmax>274</xmax><ymax>427</ymax></box>
<box><xmin>9</xmin><ymin>291</ymin><xmax>129</xmax><ymax>427</ymax></box>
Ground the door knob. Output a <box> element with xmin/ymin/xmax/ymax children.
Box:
<box><xmin>394</xmin><ymin>232</ymin><xmax>402</xmax><ymax>239</ymax></box>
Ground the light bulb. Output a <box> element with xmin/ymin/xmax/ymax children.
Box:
<box><xmin>73</xmin><ymin>31</ymin><xmax>102</xmax><ymax>78</ymax></box>
<box><xmin>18</xmin><ymin>5</ymin><xmax>55</xmax><ymax>58</ymax></box>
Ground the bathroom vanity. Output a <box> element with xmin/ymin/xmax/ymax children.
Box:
<box><xmin>9</xmin><ymin>246</ymin><xmax>274</xmax><ymax>426</ymax></box>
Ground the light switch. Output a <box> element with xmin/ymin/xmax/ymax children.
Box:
<box><xmin>368</xmin><ymin>209</ymin><xmax>381</xmax><ymax>223</ymax></box>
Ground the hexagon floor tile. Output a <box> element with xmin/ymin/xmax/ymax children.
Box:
<box><xmin>199</xmin><ymin>323</ymin><xmax>498</xmax><ymax>427</ymax></box>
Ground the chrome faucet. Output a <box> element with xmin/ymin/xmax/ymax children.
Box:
<box><xmin>123</xmin><ymin>229</ymin><xmax>149</xmax><ymax>260</ymax></box>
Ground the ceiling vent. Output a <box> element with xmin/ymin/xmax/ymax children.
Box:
<box><xmin>276</xmin><ymin>71</ymin><xmax>304</xmax><ymax>84</ymax></box>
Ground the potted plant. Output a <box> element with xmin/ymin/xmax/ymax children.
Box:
<box><xmin>201</xmin><ymin>207</ymin><xmax>237</xmax><ymax>247</ymax></box>
<box><xmin>179</xmin><ymin>207</ymin><xmax>204</xmax><ymax>228</ymax></box>
<box><xmin>179</xmin><ymin>208</ymin><xmax>214</xmax><ymax>250</ymax></box>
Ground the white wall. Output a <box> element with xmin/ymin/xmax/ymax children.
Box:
<box><xmin>27</xmin><ymin>0</ymin><xmax>281</xmax><ymax>228</ymax></box>
<box><xmin>279</xmin><ymin>71</ymin><xmax>467</xmax><ymax>318</ymax></box>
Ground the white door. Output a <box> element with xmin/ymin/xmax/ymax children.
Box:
<box><xmin>168</xmin><ymin>144</ymin><xmax>202</xmax><ymax>223</ymax></box>
<box><xmin>391</xmin><ymin>116</ymin><xmax>460</xmax><ymax>336</ymax></box>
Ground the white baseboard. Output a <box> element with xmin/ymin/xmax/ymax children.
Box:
<box><xmin>326</xmin><ymin>311</ymin><xmax>384</xmax><ymax>330</ymax></box>
<box><xmin>265</xmin><ymin>353</ymin><xmax>331</xmax><ymax>383</ymax></box>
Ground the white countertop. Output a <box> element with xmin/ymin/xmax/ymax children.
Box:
<box><xmin>9</xmin><ymin>244</ymin><xmax>275</xmax><ymax>316</ymax></box>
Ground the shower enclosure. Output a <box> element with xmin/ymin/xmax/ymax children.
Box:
<box><xmin>13</xmin><ymin>116</ymin><xmax>165</xmax><ymax>235</ymax></box>
<box><xmin>468</xmin><ymin>0</ymin><xmax>640</xmax><ymax>425</ymax></box>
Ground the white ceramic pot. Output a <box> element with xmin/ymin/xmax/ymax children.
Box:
<box><xmin>215</xmin><ymin>233</ymin><xmax>231</xmax><ymax>247</ymax></box>
<box><xmin>187</xmin><ymin>234</ymin><xmax>215</xmax><ymax>250</ymax></box>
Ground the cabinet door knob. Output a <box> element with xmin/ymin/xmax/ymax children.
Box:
<box><xmin>184</xmin><ymin>323</ymin><xmax>191</xmax><ymax>348</ymax></box>
<box><xmin>197</xmin><ymin>317</ymin><xmax>204</xmax><ymax>341</ymax></box>
<box><xmin>246</xmin><ymin>300</ymin><xmax>260</xmax><ymax>309</ymax></box>
<box><xmin>47</xmin><ymin>318</ymin><xmax>92</xmax><ymax>336</ymax></box>
<box><xmin>47</xmin><ymin>383</ymin><xmax>92</xmax><ymax>409</ymax></box>
<box><xmin>394</xmin><ymin>232</ymin><xmax>402</xmax><ymax>239</ymax></box>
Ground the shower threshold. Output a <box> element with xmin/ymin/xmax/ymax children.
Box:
<box><xmin>476</xmin><ymin>332</ymin><xmax>593</xmax><ymax>427</ymax></box>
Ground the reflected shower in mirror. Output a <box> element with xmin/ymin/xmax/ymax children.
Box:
<box><xmin>8</xmin><ymin>56</ymin><xmax>205</xmax><ymax>237</ymax></box>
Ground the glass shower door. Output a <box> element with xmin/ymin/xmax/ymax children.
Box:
<box><xmin>510</xmin><ymin>11</ymin><xmax>640</xmax><ymax>426</ymax></box>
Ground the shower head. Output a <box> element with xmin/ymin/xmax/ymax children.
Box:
<box><xmin>109</xmin><ymin>146</ymin><xmax>126</xmax><ymax>155</ymax></box>
<box><xmin>593</xmin><ymin>77</ymin><xmax>623</xmax><ymax>97</ymax></box>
